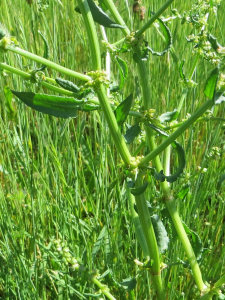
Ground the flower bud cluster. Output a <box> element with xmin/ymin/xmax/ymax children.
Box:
<box><xmin>181</xmin><ymin>0</ymin><xmax>224</xmax><ymax>65</ymax></box>
<box><xmin>53</xmin><ymin>239</ymin><xmax>79</xmax><ymax>270</ymax></box>
<box><xmin>101</xmin><ymin>40</ymin><xmax>117</xmax><ymax>54</ymax></box>
<box><xmin>188</xmin><ymin>32</ymin><xmax>222</xmax><ymax>65</ymax></box>
<box><xmin>85</xmin><ymin>70</ymin><xmax>110</xmax><ymax>89</ymax></box>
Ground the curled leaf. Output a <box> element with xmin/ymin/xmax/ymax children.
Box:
<box><xmin>151</xmin><ymin>215</ymin><xmax>169</xmax><ymax>253</ymax></box>
<box><xmin>75</xmin><ymin>0</ymin><xmax>126</xmax><ymax>29</ymax></box>
<box><xmin>130</xmin><ymin>181</ymin><xmax>148</xmax><ymax>196</ymax></box>
<box><xmin>124</xmin><ymin>123</ymin><xmax>141</xmax><ymax>144</ymax></box>
<box><xmin>148</xmin><ymin>124</ymin><xmax>186</xmax><ymax>183</ymax></box>
<box><xmin>55</xmin><ymin>77</ymin><xmax>80</xmax><ymax>93</ymax></box>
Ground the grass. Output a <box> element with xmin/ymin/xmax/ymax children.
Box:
<box><xmin>0</xmin><ymin>0</ymin><xmax>225</xmax><ymax>299</ymax></box>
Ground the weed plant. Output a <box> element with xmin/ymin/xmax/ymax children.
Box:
<box><xmin>0</xmin><ymin>0</ymin><xmax>225</xmax><ymax>299</ymax></box>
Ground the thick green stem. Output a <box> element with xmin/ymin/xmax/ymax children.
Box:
<box><xmin>77</xmin><ymin>0</ymin><xmax>101</xmax><ymax>70</ymax></box>
<box><xmin>134</xmin><ymin>175</ymin><xmax>165</xmax><ymax>300</ymax></box>
<box><xmin>5</xmin><ymin>45</ymin><xmax>91</xmax><ymax>81</ymax></box>
<box><xmin>147</xmin><ymin>127</ymin><xmax>206</xmax><ymax>292</ymax></box>
<box><xmin>96</xmin><ymin>84</ymin><xmax>131</xmax><ymax>165</ymax></box>
<box><xmin>77</xmin><ymin>0</ymin><xmax>131</xmax><ymax>165</ymax></box>
<box><xmin>138</xmin><ymin>99</ymin><xmax>214</xmax><ymax>168</ymax></box>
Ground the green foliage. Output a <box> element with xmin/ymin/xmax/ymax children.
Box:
<box><xmin>11</xmin><ymin>91</ymin><xmax>99</xmax><ymax>118</ymax></box>
<box><xmin>204</xmin><ymin>67</ymin><xmax>220</xmax><ymax>100</ymax></box>
<box><xmin>151</xmin><ymin>214</ymin><xmax>169</xmax><ymax>254</ymax></box>
<box><xmin>148</xmin><ymin>124</ymin><xmax>186</xmax><ymax>183</ymax></box>
<box><xmin>55</xmin><ymin>77</ymin><xmax>81</xmax><ymax>93</ymax></box>
<box><xmin>36</xmin><ymin>30</ymin><xmax>49</xmax><ymax>71</ymax></box>
<box><xmin>1</xmin><ymin>0</ymin><xmax>225</xmax><ymax>299</ymax></box>
<box><xmin>75</xmin><ymin>0</ymin><xmax>125</xmax><ymax>28</ymax></box>
<box><xmin>124</xmin><ymin>123</ymin><xmax>141</xmax><ymax>144</ymax></box>
<box><xmin>129</xmin><ymin>181</ymin><xmax>148</xmax><ymax>196</ymax></box>
<box><xmin>158</xmin><ymin>109</ymin><xmax>178</xmax><ymax>123</ymax></box>
<box><xmin>114</xmin><ymin>93</ymin><xmax>133</xmax><ymax>127</ymax></box>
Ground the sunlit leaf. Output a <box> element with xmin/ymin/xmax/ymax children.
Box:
<box><xmin>177</xmin><ymin>184</ymin><xmax>189</xmax><ymax>200</ymax></box>
<box><xmin>55</xmin><ymin>77</ymin><xmax>80</xmax><ymax>93</ymax></box>
<box><xmin>159</xmin><ymin>109</ymin><xmax>178</xmax><ymax>123</ymax></box>
<box><xmin>12</xmin><ymin>91</ymin><xmax>99</xmax><ymax>118</ymax></box>
<box><xmin>151</xmin><ymin>214</ymin><xmax>169</xmax><ymax>253</ymax></box>
<box><xmin>204</xmin><ymin>67</ymin><xmax>220</xmax><ymax>100</ymax></box>
<box><xmin>114</xmin><ymin>94</ymin><xmax>133</xmax><ymax>127</ymax></box>
<box><xmin>115</xmin><ymin>56</ymin><xmax>128</xmax><ymax>90</ymax></box>
<box><xmin>120</xmin><ymin>277</ymin><xmax>137</xmax><ymax>291</ymax></box>
<box><xmin>124</xmin><ymin>123</ymin><xmax>141</xmax><ymax>144</ymax></box>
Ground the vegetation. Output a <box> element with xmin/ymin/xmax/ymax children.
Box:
<box><xmin>0</xmin><ymin>0</ymin><xmax>225</xmax><ymax>299</ymax></box>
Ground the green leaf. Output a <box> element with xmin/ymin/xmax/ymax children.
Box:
<box><xmin>177</xmin><ymin>184</ymin><xmax>189</xmax><ymax>200</ymax></box>
<box><xmin>133</xmin><ymin>47</ymin><xmax>150</xmax><ymax>62</ymax></box>
<box><xmin>118</xmin><ymin>43</ymin><xmax>131</xmax><ymax>53</ymax></box>
<box><xmin>12</xmin><ymin>91</ymin><xmax>79</xmax><ymax>118</ymax></box>
<box><xmin>114</xmin><ymin>94</ymin><xmax>133</xmax><ymax>127</ymax></box>
<box><xmin>55</xmin><ymin>77</ymin><xmax>80</xmax><ymax>93</ymax></box>
<box><xmin>36</xmin><ymin>30</ymin><xmax>49</xmax><ymax>72</ymax></box>
<box><xmin>92</xmin><ymin>226</ymin><xmax>107</xmax><ymax>262</ymax></box>
<box><xmin>130</xmin><ymin>181</ymin><xmax>148</xmax><ymax>196</ymax></box>
<box><xmin>4</xmin><ymin>86</ymin><xmax>15</xmax><ymax>117</ymax></box>
<box><xmin>158</xmin><ymin>109</ymin><xmax>178</xmax><ymax>123</ymax></box>
<box><xmin>98</xmin><ymin>0</ymin><xmax>108</xmax><ymax>12</ymax></box>
<box><xmin>161</xmin><ymin>208</ymin><xmax>178</xmax><ymax>242</ymax></box>
<box><xmin>146</xmin><ymin>12</ymin><xmax>172</xmax><ymax>56</ymax></box>
<box><xmin>217</xmin><ymin>173</ymin><xmax>225</xmax><ymax>190</ymax></box>
<box><xmin>124</xmin><ymin>123</ymin><xmax>141</xmax><ymax>144</ymax></box>
<box><xmin>148</xmin><ymin>124</ymin><xmax>186</xmax><ymax>183</ymax></box>
<box><xmin>204</xmin><ymin>67</ymin><xmax>220</xmax><ymax>100</ymax></box>
<box><xmin>12</xmin><ymin>91</ymin><xmax>99</xmax><ymax>118</ymax></box>
<box><xmin>208</xmin><ymin>33</ymin><xmax>223</xmax><ymax>52</ymax></box>
<box><xmin>151</xmin><ymin>215</ymin><xmax>169</xmax><ymax>253</ymax></box>
<box><xmin>179</xmin><ymin>60</ymin><xmax>185</xmax><ymax>80</ymax></box>
<box><xmin>182</xmin><ymin>221</ymin><xmax>203</xmax><ymax>261</ymax></box>
<box><xmin>75</xmin><ymin>0</ymin><xmax>126</xmax><ymax>29</ymax></box>
<box><xmin>114</xmin><ymin>56</ymin><xmax>128</xmax><ymax>90</ymax></box>
<box><xmin>120</xmin><ymin>278</ymin><xmax>137</xmax><ymax>291</ymax></box>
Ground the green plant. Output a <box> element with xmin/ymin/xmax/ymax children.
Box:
<box><xmin>0</xmin><ymin>0</ymin><xmax>225</xmax><ymax>299</ymax></box>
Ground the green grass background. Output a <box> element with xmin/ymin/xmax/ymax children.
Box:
<box><xmin>0</xmin><ymin>0</ymin><xmax>225</xmax><ymax>299</ymax></box>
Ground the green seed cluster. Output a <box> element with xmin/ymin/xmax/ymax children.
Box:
<box><xmin>53</xmin><ymin>239</ymin><xmax>80</xmax><ymax>270</ymax></box>
<box><xmin>85</xmin><ymin>70</ymin><xmax>110</xmax><ymax>89</ymax></box>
